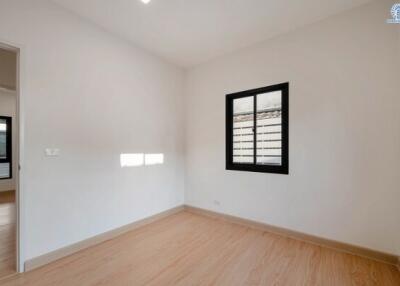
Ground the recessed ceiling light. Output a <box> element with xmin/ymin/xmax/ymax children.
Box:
<box><xmin>141</xmin><ymin>0</ymin><xmax>151</xmax><ymax>4</ymax></box>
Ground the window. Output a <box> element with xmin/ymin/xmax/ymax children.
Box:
<box><xmin>0</xmin><ymin>116</ymin><xmax>12</xmax><ymax>179</ymax></box>
<box><xmin>226</xmin><ymin>83</ymin><xmax>288</xmax><ymax>174</ymax></box>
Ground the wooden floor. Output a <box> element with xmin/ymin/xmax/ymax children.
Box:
<box><xmin>1</xmin><ymin>211</ymin><xmax>399</xmax><ymax>286</ymax></box>
<box><xmin>0</xmin><ymin>191</ymin><xmax>16</xmax><ymax>279</ymax></box>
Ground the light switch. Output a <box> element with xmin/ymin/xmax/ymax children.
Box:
<box><xmin>45</xmin><ymin>148</ymin><xmax>60</xmax><ymax>157</ymax></box>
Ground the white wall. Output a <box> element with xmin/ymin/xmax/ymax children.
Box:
<box><xmin>0</xmin><ymin>89</ymin><xmax>17</xmax><ymax>192</ymax></box>
<box><xmin>185</xmin><ymin>0</ymin><xmax>400</xmax><ymax>256</ymax></box>
<box><xmin>0</xmin><ymin>0</ymin><xmax>185</xmax><ymax>265</ymax></box>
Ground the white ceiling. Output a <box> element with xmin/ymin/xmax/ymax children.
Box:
<box><xmin>52</xmin><ymin>0</ymin><xmax>371</xmax><ymax>68</ymax></box>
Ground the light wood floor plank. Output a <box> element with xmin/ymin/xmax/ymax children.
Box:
<box><xmin>0</xmin><ymin>211</ymin><xmax>399</xmax><ymax>286</ymax></box>
<box><xmin>0</xmin><ymin>191</ymin><xmax>15</xmax><ymax>280</ymax></box>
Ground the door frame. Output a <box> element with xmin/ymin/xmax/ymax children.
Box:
<box><xmin>0</xmin><ymin>39</ymin><xmax>25</xmax><ymax>273</ymax></box>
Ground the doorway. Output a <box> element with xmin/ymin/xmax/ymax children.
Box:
<box><xmin>0</xmin><ymin>43</ymin><xmax>19</xmax><ymax>278</ymax></box>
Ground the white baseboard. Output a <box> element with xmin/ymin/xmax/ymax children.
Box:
<box><xmin>24</xmin><ymin>205</ymin><xmax>184</xmax><ymax>272</ymax></box>
<box><xmin>184</xmin><ymin>205</ymin><xmax>399</xmax><ymax>266</ymax></box>
<box><xmin>24</xmin><ymin>204</ymin><xmax>400</xmax><ymax>272</ymax></box>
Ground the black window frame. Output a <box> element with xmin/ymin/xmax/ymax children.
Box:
<box><xmin>0</xmin><ymin>116</ymin><xmax>12</xmax><ymax>180</ymax></box>
<box><xmin>226</xmin><ymin>82</ymin><xmax>289</xmax><ymax>174</ymax></box>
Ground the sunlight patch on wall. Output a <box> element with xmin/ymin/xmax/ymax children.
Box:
<box><xmin>120</xmin><ymin>153</ymin><xmax>144</xmax><ymax>167</ymax></box>
<box><xmin>145</xmin><ymin>154</ymin><xmax>164</xmax><ymax>165</ymax></box>
<box><xmin>120</xmin><ymin>153</ymin><xmax>164</xmax><ymax>167</ymax></box>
